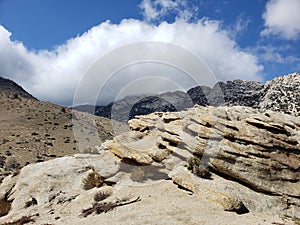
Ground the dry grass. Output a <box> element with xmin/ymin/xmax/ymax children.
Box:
<box><xmin>187</xmin><ymin>156</ymin><xmax>211</xmax><ymax>178</ymax></box>
<box><xmin>94</xmin><ymin>191</ymin><xmax>112</xmax><ymax>202</ymax></box>
<box><xmin>82</xmin><ymin>171</ymin><xmax>104</xmax><ymax>190</ymax></box>
<box><xmin>81</xmin><ymin>197</ymin><xmax>141</xmax><ymax>217</ymax></box>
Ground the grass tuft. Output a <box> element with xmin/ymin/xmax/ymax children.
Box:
<box><xmin>82</xmin><ymin>170</ymin><xmax>104</xmax><ymax>190</ymax></box>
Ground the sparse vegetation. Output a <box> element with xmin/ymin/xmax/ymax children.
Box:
<box><xmin>187</xmin><ymin>156</ymin><xmax>211</xmax><ymax>178</ymax></box>
<box><xmin>82</xmin><ymin>170</ymin><xmax>105</xmax><ymax>190</ymax></box>
<box><xmin>81</xmin><ymin>196</ymin><xmax>141</xmax><ymax>217</ymax></box>
<box><xmin>94</xmin><ymin>190</ymin><xmax>112</xmax><ymax>202</ymax></box>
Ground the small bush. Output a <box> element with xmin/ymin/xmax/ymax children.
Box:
<box><xmin>82</xmin><ymin>171</ymin><xmax>104</xmax><ymax>190</ymax></box>
<box><xmin>187</xmin><ymin>156</ymin><xmax>211</xmax><ymax>178</ymax></box>
<box><xmin>94</xmin><ymin>191</ymin><xmax>112</xmax><ymax>202</ymax></box>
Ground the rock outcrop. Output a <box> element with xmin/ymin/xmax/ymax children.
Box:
<box><xmin>109</xmin><ymin>105</ymin><xmax>300</xmax><ymax>197</ymax></box>
<box><xmin>259</xmin><ymin>73</ymin><xmax>300</xmax><ymax>116</ymax></box>
<box><xmin>0</xmin><ymin>105</ymin><xmax>299</xmax><ymax>224</ymax></box>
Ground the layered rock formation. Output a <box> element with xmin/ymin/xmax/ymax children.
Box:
<box><xmin>0</xmin><ymin>105</ymin><xmax>299</xmax><ymax>224</ymax></box>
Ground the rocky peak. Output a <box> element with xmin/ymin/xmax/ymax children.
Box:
<box><xmin>259</xmin><ymin>72</ymin><xmax>300</xmax><ymax>116</ymax></box>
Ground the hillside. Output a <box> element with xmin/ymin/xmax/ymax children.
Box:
<box><xmin>0</xmin><ymin>77</ymin><xmax>125</xmax><ymax>182</ymax></box>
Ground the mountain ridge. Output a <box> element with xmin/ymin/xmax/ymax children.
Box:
<box><xmin>0</xmin><ymin>76</ymin><xmax>35</xmax><ymax>99</ymax></box>
<box><xmin>74</xmin><ymin>72</ymin><xmax>300</xmax><ymax>121</ymax></box>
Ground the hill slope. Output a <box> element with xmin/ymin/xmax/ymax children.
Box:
<box><xmin>0</xmin><ymin>77</ymin><xmax>124</xmax><ymax>181</ymax></box>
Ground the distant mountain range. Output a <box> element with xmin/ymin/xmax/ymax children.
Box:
<box><xmin>74</xmin><ymin>72</ymin><xmax>300</xmax><ymax>122</ymax></box>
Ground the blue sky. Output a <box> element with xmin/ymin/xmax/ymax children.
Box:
<box><xmin>0</xmin><ymin>0</ymin><xmax>299</xmax><ymax>105</ymax></box>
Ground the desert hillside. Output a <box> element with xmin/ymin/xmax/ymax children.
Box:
<box><xmin>0</xmin><ymin>77</ymin><xmax>125</xmax><ymax>182</ymax></box>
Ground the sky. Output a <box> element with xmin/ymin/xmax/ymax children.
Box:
<box><xmin>0</xmin><ymin>0</ymin><xmax>300</xmax><ymax>106</ymax></box>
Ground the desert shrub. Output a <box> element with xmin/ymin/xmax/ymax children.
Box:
<box><xmin>94</xmin><ymin>190</ymin><xmax>112</xmax><ymax>202</ymax></box>
<box><xmin>187</xmin><ymin>156</ymin><xmax>211</xmax><ymax>178</ymax></box>
<box><xmin>82</xmin><ymin>171</ymin><xmax>104</xmax><ymax>190</ymax></box>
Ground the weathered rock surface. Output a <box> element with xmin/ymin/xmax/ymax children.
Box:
<box><xmin>122</xmin><ymin>106</ymin><xmax>300</xmax><ymax>197</ymax></box>
<box><xmin>259</xmin><ymin>72</ymin><xmax>300</xmax><ymax>116</ymax></box>
<box><xmin>0</xmin><ymin>105</ymin><xmax>299</xmax><ymax>224</ymax></box>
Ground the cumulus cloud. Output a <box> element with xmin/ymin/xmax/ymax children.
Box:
<box><xmin>262</xmin><ymin>0</ymin><xmax>300</xmax><ymax>40</ymax></box>
<box><xmin>0</xmin><ymin>17</ymin><xmax>263</xmax><ymax>106</ymax></box>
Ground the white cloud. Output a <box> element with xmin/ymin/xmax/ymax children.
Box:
<box><xmin>250</xmin><ymin>44</ymin><xmax>300</xmax><ymax>66</ymax></box>
<box><xmin>0</xmin><ymin>18</ymin><xmax>263</xmax><ymax>106</ymax></box>
<box><xmin>139</xmin><ymin>0</ymin><xmax>198</xmax><ymax>22</ymax></box>
<box><xmin>262</xmin><ymin>0</ymin><xmax>300</xmax><ymax>40</ymax></box>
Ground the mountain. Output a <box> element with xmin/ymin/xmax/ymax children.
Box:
<box><xmin>75</xmin><ymin>72</ymin><xmax>299</xmax><ymax>121</ymax></box>
<box><xmin>0</xmin><ymin>76</ymin><xmax>125</xmax><ymax>182</ymax></box>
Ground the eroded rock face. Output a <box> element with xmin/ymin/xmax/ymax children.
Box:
<box><xmin>105</xmin><ymin>105</ymin><xmax>300</xmax><ymax>198</ymax></box>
